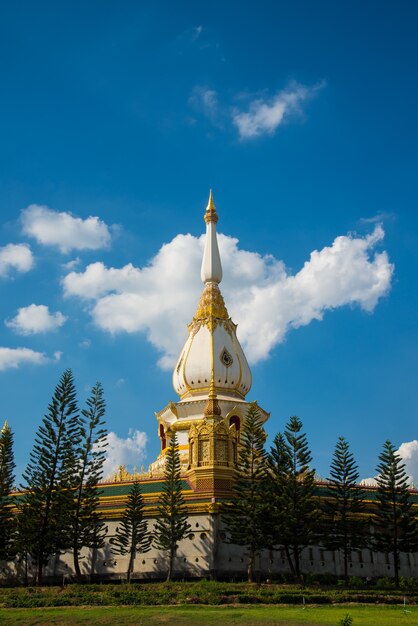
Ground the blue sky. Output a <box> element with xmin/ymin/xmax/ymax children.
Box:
<box><xmin>0</xmin><ymin>0</ymin><xmax>417</xmax><ymax>483</ymax></box>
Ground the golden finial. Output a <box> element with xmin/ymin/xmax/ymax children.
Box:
<box><xmin>204</xmin><ymin>189</ymin><xmax>218</xmax><ymax>224</ymax></box>
<box><xmin>1</xmin><ymin>420</ymin><xmax>9</xmax><ymax>433</ymax></box>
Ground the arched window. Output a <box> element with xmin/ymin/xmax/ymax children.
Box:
<box><xmin>229</xmin><ymin>415</ymin><xmax>240</xmax><ymax>431</ymax></box>
<box><xmin>159</xmin><ymin>424</ymin><xmax>166</xmax><ymax>450</ymax></box>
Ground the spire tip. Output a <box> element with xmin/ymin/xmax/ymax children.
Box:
<box><xmin>204</xmin><ymin>189</ymin><xmax>218</xmax><ymax>224</ymax></box>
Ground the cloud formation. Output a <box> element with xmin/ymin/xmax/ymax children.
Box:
<box><xmin>6</xmin><ymin>304</ymin><xmax>67</xmax><ymax>335</ymax></box>
<box><xmin>360</xmin><ymin>440</ymin><xmax>418</xmax><ymax>487</ymax></box>
<box><xmin>21</xmin><ymin>205</ymin><xmax>112</xmax><ymax>253</ymax></box>
<box><xmin>63</xmin><ymin>225</ymin><xmax>393</xmax><ymax>369</ymax></box>
<box><xmin>397</xmin><ymin>440</ymin><xmax>418</xmax><ymax>485</ymax></box>
<box><xmin>101</xmin><ymin>429</ymin><xmax>148</xmax><ymax>478</ymax></box>
<box><xmin>233</xmin><ymin>82</ymin><xmax>323</xmax><ymax>139</ymax></box>
<box><xmin>189</xmin><ymin>86</ymin><xmax>221</xmax><ymax>127</ymax></box>
<box><xmin>190</xmin><ymin>81</ymin><xmax>323</xmax><ymax>140</ymax></box>
<box><xmin>0</xmin><ymin>347</ymin><xmax>52</xmax><ymax>371</ymax></box>
<box><xmin>0</xmin><ymin>243</ymin><xmax>34</xmax><ymax>277</ymax></box>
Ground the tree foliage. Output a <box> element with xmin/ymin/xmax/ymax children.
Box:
<box><xmin>18</xmin><ymin>369</ymin><xmax>81</xmax><ymax>584</ymax></box>
<box><xmin>110</xmin><ymin>481</ymin><xmax>151</xmax><ymax>582</ymax></box>
<box><xmin>221</xmin><ymin>404</ymin><xmax>269</xmax><ymax>582</ymax></box>
<box><xmin>0</xmin><ymin>421</ymin><xmax>16</xmax><ymax>561</ymax></box>
<box><xmin>71</xmin><ymin>382</ymin><xmax>108</xmax><ymax>581</ymax></box>
<box><xmin>373</xmin><ymin>440</ymin><xmax>418</xmax><ymax>586</ymax></box>
<box><xmin>322</xmin><ymin>436</ymin><xmax>367</xmax><ymax>583</ymax></box>
<box><xmin>268</xmin><ymin>416</ymin><xmax>319</xmax><ymax>580</ymax></box>
<box><xmin>153</xmin><ymin>431</ymin><xmax>191</xmax><ymax>581</ymax></box>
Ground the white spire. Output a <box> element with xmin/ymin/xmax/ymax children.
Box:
<box><xmin>200</xmin><ymin>190</ymin><xmax>223</xmax><ymax>285</ymax></box>
<box><xmin>172</xmin><ymin>190</ymin><xmax>253</xmax><ymax>400</ymax></box>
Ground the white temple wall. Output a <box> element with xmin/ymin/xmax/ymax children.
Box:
<box><xmin>5</xmin><ymin>512</ymin><xmax>418</xmax><ymax>583</ymax></box>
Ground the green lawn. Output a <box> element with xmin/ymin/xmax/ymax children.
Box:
<box><xmin>0</xmin><ymin>604</ymin><xmax>416</xmax><ymax>625</ymax></box>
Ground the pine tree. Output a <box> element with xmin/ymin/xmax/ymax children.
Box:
<box><xmin>323</xmin><ymin>437</ymin><xmax>367</xmax><ymax>583</ymax></box>
<box><xmin>270</xmin><ymin>416</ymin><xmax>319</xmax><ymax>580</ymax></box>
<box><xmin>18</xmin><ymin>369</ymin><xmax>81</xmax><ymax>585</ymax></box>
<box><xmin>71</xmin><ymin>382</ymin><xmax>108</xmax><ymax>581</ymax></box>
<box><xmin>0</xmin><ymin>421</ymin><xmax>16</xmax><ymax>562</ymax></box>
<box><xmin>110</xmin><ymin>481</ymin><xmax>151</xmax><ymax>582</ymax></box>
<box><xmin>15</xmin><ymin>505</ymin><xmax>33</xmax><ymax>585</ymax></box>
<box><xmin>374</xmin><ymin>440</ymin><xmax>418</xmax><ymax>586</ymax></box>
<box><xmin>154</xmin><ymin>431</ymin><xmax>191</xmax><ymax>581</ymax></box>
<box><xmin>221</xmin><ymin>404</ymin><xmax>270</xmax><ymax>583</ymax></box>
<box><xmin>267</xmin><ymin>432</ymin><xmax>294</xmax><ymax>573</ymax></box>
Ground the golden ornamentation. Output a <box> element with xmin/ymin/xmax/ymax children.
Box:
<box><xmin>107</xmin><ymin>464</ymin><xmax>150</xmax><ymax>483</ymax></box>
<box><xmin>204</xmin><ymin>397</ymin><xmax>221</xmax><ymax>416</ymax></box>
<box><xmin>204</xmin><ymin>396</ymin><xmax>221</xmax><ymax>418</ymax></box>
<box><xmin>216</xmin><ymin>438</ymin><xmax>228</xmax><ymax>463</ymax></box>
<box><xmin>188</xmin><ymin>416</ymin><xmax>236</xmax><ymax>470</ymax></box>
<box><xmin>198</xmin><ymin>439</ymin><xmax>210</xmax><ymax>464</ymax></box>
<box><xmin>180</xmin><ymin>386</ymin><xmax>246</xmax><ymax>400</ymax></box>
<box><xmin>204</xmin><ymin>189</ymin><xmax>218</xmax><ymax>224</ymax></box>
<box><xmin>204</xmin><ymin>382</ymin><xmax>221</xmax><ymax>417</ymax></box>
<box><xmin>168</xmin><ymin>402</ymin><xmax>178</xmax><ymax>417</ymax></box>
<box><xmin>194</xmin><ymin>282</ymin><xmax>229</xmax><ymax>321</ymax></box>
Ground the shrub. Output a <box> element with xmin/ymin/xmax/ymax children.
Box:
<box><xmin>340</xmin><ymin>615</ymin><xmax>353</xmax><ymax>626</ymax></box>
<box><xmin>375</xmin><ymin>576</ymin><xmax>396</xmax><ymax>590</ymax></box>
<box><xmin>237</xmin><ymin>594</ymin><xmax>262</xmax><ymax>604</ymax></box>
<box><xmin>304</xmin><ymin>573</ymin><xmax>320</xmax><ymax>586</ymax></box>
<box><xmin>307</xmin><ymin>594</ymin><xmax>333</xmax><ymax>604</ymax></box>
<box><xmin>348</xmin><ymin>576</ymin><xmax>363</xmax><ymax>588</ymax></box>
<box><xmin>318</xmin><ymin>572</ymin><xmax>339</xmax><ymax>586</ymax></box>
<box><xmin>399</xmin><ymin>576</ymin><xmax>418</xmax><ymax>591</ymax></box>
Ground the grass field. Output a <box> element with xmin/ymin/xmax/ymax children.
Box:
<box><xmin>0</xmin><ymin>604</ymin><xmax>416</xmax><ymax>625</ymax></box>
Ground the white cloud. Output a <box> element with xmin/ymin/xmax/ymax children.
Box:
<box><xmin>6</xmin><ymin>304</ymin><xmax>67</xmax><ymax>335</ymax></box>
<box><xmin>191</xmin><ymin>25</ymin><xmax>203</xmax><ymax>41</ymax></box>
<box><xmin>233</xmin><ymin>82</ymin><xmax>323</xmax><ymax>139</ymax></box>
<box><xmin>397</xmin><ymin>440</ymin><xmax>418</xmax><ymax>485</ymax></box>
<box><xmin>62</xmin><ymin>257</ymin><xmax>81</xmax><ymax>270</ymax></box>
<box><xmin>101</xmin><ymin>429</ymin><xmax>148</xmax><ymax>478</ymax></box>
<box><xmin>21</xmin><ymin>204</ymin><xmax>112</xmax><ymax>253</ymax></box>
<box><xmin>63</xmin><ymin>225</ymin><xmax>393</xmax><ymax>370</ymax></box>
<box><xmin>360</xmin><ymin>441</ymin><xmax>418</xmax><ymax>487</ymax></box>
<box><xmin>190</xmin><ymin>81</ymin><xmax>324</xmax><ymax>140</ymax></box>
<box><xmin>189</xmin><ymin>86</ymin><xmax>221</xmax><ymax>127</ymax></box>
<box><xmin>0</xmin><ymin>243</ymin><xmax>34</xmax><ymax>277</ymax></box>
<box><xmin>0</xmin><ymin>347</ymin><xmax>51</xmax><ymax>371</ymax></box>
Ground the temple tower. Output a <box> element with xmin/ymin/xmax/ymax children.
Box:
<box><xmin>150</xmin><ymin>192</ymin><xmax>269</xmax><ymax>493</ymax></box>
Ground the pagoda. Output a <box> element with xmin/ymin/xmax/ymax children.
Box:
<box><xmin>150</xmin><ymin>191</ymin><xmax>269</xmax><ymax>493</ymax></box>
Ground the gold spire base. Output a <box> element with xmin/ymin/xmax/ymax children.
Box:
<box><xmin>194</xmin><ymin>282</ymin><xmax>229</xmax><ymax>321</ymax></box>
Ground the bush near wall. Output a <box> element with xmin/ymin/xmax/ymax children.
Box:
<box><xmin>0</xmin><ymin>581</ymin><xmax>417</xmax><ymax>608</ymax></box>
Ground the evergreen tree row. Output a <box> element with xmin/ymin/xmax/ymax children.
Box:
<box><xmin>221</xmin><ymin>405</ymin><xmax>418</xmax><ymax>586</ymax></box>
<box><xmin>0</xmin><ymin>371</ymin><xmax>417</xmax><ymax>586</ymax></box>
<box><xmin>14</xmin><ymin>370</ymin><xmax>108</xmax><ymax>584</ymax></box>
<box><xmin>110</xmin><ymin>430</ymin><xmax>189</xmax><ymax>582</ymax></box>
<box><xmin>0</xmin><ymin>369</ymin><xmax>190</xmax><ymax>584</ymax></box>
